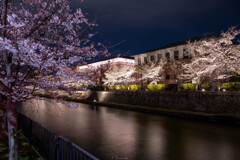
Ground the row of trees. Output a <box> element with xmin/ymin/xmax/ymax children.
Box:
<box><xmin>103</xmin><ymin>27</ymin><xmax>240</xmax><ymax>88</ymax></box>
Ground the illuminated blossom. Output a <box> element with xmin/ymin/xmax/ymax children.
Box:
<box><xmin>181</xmin><ymin>27</ymin><xmax>240</xmax><ymax>85</ymax></box>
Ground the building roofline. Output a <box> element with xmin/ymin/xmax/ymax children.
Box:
<box><xmin>131</xmin><ymin>37</ymin><xmax>203</xmax><ymax>56</ymax></box>
<box><xmin>81</xmin><ymin>56</ymin><xmax>134</xmax><ymax>66</ymax></box>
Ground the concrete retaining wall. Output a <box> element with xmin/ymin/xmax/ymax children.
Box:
<box><xmin>87</xmin><ymin>91</ymin><xmax>240</xmax><ymax>114</ymax></box>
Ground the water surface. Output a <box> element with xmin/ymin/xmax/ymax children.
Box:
<box><xmin>17</xmin><ymin>99</ymin><xmax>240</xmax><ymax>160</ymax></box>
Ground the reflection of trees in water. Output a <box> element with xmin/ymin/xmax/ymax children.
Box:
<box><xmin>19</xmin><ymin>98</ymin><xmax>65</xmax><ymax>120</ymax></box>
<box><xmin>19</xmin><ymin>100</ymin><xmax>240</xmax><ymax>160</ymax></box>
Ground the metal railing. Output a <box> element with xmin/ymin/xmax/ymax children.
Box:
<box><xmin>18</xmin><ymin>113</ymin><xmax>99</xmax><ymax>160</ymax></box>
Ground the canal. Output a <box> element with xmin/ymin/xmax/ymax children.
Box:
<box><xmin>17</xmin><ymin>98</ymin><xmax>240</xmax><ymax>160</ymax></box>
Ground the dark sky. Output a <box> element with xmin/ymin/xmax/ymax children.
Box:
<box><xmin>71</xmin><ymin>0</ymin><xmax>240</xmax><ymax>59</ymax></box>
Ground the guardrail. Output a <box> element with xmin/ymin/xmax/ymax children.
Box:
<box><xmin>18</xmin><ymin>113</ymin><xmax>99</xmax><ymax>160</ymax></box>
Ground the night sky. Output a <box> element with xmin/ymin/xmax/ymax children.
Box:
<box><xmin>71</xmin><ymin>0</ymin><xmax>240</xmax><ymax>60</ymax></box>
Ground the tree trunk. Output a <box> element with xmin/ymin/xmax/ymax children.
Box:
<box><xmin>0</xmin><ymin>110</ymin><xmax>7</xmax><ymax>140</ymax></box>
<box><xmin>6</xmin><ymin>99</ymin><xmax>18</xmax><ymax>160</ymax></box>
<box><xmin>195</xmin><ymin>84</ymin><xmax>199</xmax><ymax>91</ymax></box>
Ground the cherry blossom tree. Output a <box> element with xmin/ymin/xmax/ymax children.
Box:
<box><xmin>103</xmin><ymin>64</ymin><xmax>135</xmax><ymax>85</ymax></box>
<box><xmin>0</xmin><ymin>0</ymin><xmax>107</xmax><ymax>159</ymax></box>
<box><xmin>103</xmin><ymin>61</ymin><xmax>166</xmax><ymax>87</ymax></box>
<box><xmin>92</xmin><ymin>62</ymin><xmax>111</xmax><ymax>86</ymax></box>
<box><xmin>137</xmin><ymin>61</ymin><xmax>166</xmax><ymax>84</ymax></box>
<box><xmin>181</xmin><ymin>27</ymin><xmax>240</xmax><ymax>88</ymax></box>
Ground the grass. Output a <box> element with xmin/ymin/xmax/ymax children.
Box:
<box><xmin>0</xmin><ymin>133</ymin><xmax>41</xmax><ymax>160</ymax></box>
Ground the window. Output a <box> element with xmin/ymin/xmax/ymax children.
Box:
<box><xmin>183</xmin><ymin>49</ymin><xmax>189</xmax><ymax>59</ymax></box>
<box><xmin>138</xmin><ymin>58</ymin><xmax>141</xmax><ymax>65</ymax></box>
<box><xmin>174</xmin><ymin>51</ymin><xmax>179</xmax><ymax>60</ymax></box>
<box><xmin>166</xmin><ymin>75</ymin><xmax>170</xmax><ymax>80</ymax></box>
<box><xmin>144</xmin><ymin>57</ymin><xmax>148</xmax><ymax>64</ymax></box>
<box><xmin>150</xmin><ymin>55</ymin><xmax>155</xmax><ymax>62</ymax></box>
<box><xmin>158</xmin><ymin>54</ymin><xmax>162</xmax><ymax>62</ymax></box>
<box><xmin>166</xmin><ymin>52</ymin><xmax>170</xmax><ymax>61</ymax></box>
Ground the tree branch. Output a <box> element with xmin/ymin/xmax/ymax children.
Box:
<box><xmin>24</xmin><ymin>6</ymin><xmax>59</xmax><ymax>39</ymax></box>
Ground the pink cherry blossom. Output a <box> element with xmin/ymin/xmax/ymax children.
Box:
<box><xmin>180</xmin><ymin>27</ymin><xmax>240</xmax><ymax>86</ymax></box>
<box><xmin>0</xmin><ymin>0</ymin><xmax>108</xmax><ymax>159</ymax></box>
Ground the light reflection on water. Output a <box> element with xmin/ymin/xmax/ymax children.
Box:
<box><xmin>17</xmin><ymin>98</ymin><xmax>240</xmax><ymax>160</ymax></box>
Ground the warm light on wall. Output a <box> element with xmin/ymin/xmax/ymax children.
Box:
<box><xmin>98</xmin><ymin>91</ymin><xmax>109</xmax><ymax>101</ymax></box>
<box><xmin>78</xmin><ymin>57</ymin><xmax>135</xmax><ymax>71</ymax></box>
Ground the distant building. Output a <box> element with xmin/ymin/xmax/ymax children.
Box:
<box><xmin>78</xmin><ymin>56</ymin><xmax>135</xmax><ymax>71</ymax></box>
<box><xmin>132</xmin><ymin>42</ymin><xmax>192</xmax><ymax>65</ymax></box>
<box><xmin>77</xmin><ymin>56</ymin><xmax>135</xmax><ymax>86</ymax></box>
<box><xmin>131</xmin><ymin>39</ymin><xmax>199</xmax><ymax>84</ymax></box>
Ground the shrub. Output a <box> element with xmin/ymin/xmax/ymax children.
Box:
<box><xmin>221</xmin><ymin>82</ymin><xmax>240</xmax><ymax>91</ymax></box>
<box><xmin>147</xmin><ymin>84</ymin><xmax>156</xmax><ymax>91</ymax></box>
<box><xmin>115</xmin><ymin>85</ymin><xmax>121</xmax><ymax>90</ymax></box>
<box><xmin>182</xmin><ymin>83</ymin><xmax>197</xmax><ymax>91</ymax></box>
<box><xmin>108</xmin><ymin>85</ymin><xmax>114</xmax><ymax>90</ymax></box>
<box><xmin>147</xmin><ymin>84</ymin><xmax>165</xmax><ymax>91</ymax></box>
<box><xmin>156</xmin><ymin>84</ymin><xmax>165</xmax><ymax>91</ymax></box>
<box><xmin>201</xmin><ymin>83</ymin><xmax>211</xmax><ymax>91</ymax></box>
<box><xmin>107</xmin><ymin>85</ymin><xmax>139</xmax><ymax>91</ymax></box>
<box><xmin>121</xmin><ymin>85</ymin><xmax>127</xmax><ymax>90</ymax></box>
<box><xmin>128</xmin><ymin>84</ymin><xmax>140</xmax><ymax>91</ymax></box>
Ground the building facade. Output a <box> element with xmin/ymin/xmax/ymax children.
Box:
<box><xmin>132</xmin><ymin>40</ymin><xmax>193</xmax><ymax>84</ymax></box>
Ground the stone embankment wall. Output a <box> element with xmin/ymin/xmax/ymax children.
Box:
<box><xmin>87</xmin><ymin>91</ymin><xmax>240</xmax><ymax>114</ymax></box>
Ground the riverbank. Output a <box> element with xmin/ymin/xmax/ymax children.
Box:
<box><xmin>37</xmin><ymin>92</ymin><xmax>240</xmax><ymax>127</ymax></box>
<box><xmin>75</xmin><ymin>100</ymin><xmax>240</xmax><ymax>127</ymax></box>
<box><xmin>0</xmin><ymin>133</ymin><xmax>41</xmax><ymax>160</ymax></box>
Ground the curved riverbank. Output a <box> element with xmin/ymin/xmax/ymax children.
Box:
<box><xmin>73</xmin><ymin>99</ymin><xmax>240</xmax><ymax>127</ymax></box>
<box><xmin>36</xmin><ymin>92</ymin><xmax>240</xmax><ymax>127</ymax></box>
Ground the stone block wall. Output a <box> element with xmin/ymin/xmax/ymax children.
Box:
<box><xmin>88</xmin><ymin>91</ymin><xmax>240</xmax><ymax>114</ymax></box>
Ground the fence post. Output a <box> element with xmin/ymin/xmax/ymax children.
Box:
<box><xmin>55</xmin><ymin>134</ymin><xmax>59</xmax><ymax>160</ymax></box>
